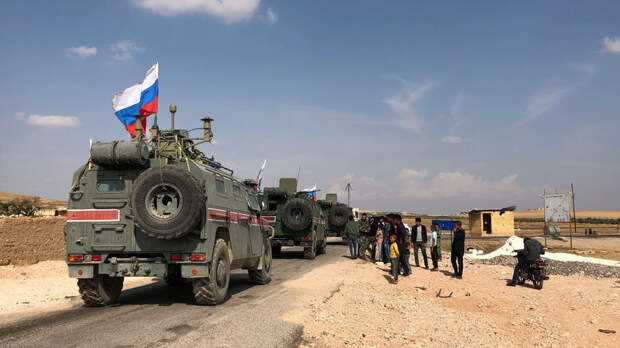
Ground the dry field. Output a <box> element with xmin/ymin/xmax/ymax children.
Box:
<box><xmin>0</xmin><ymin>192</ymin><xmax>66</xmax><ymax>210</ymax></box>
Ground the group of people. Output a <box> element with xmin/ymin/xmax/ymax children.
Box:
<box><xmin>343</xmin><ymin>213</ymin><xmax>466</xmax><ymax>284</ymax></box>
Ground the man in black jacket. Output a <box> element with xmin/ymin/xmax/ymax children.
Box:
<box><xmin>451</xmin><ymin>221</ymin><xmax>465</xmax><ymax>278</ymax></box>
<box><xmin>411</xmin><ymin>217</ymin><xmax>428</xmax><ymax>268</ymax></box>
<box><xmin>507</xmin><ymin>237</ymin><xmax>545</xmax><ymax>286</ymax></box>
<box><xmin>392</xmin><ymin>215</ymin><xmax>410</xmax><ymax>276</ymax></box>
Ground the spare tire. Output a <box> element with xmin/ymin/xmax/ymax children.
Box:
<box><xmin>328</xmin><ymin>205</ymin><xmax>350</xmax><ymax>228</ymax></box>
<box><xmin>281</xmin><ymin>198</ymin><xmax>313</xmax><ymax>231</ymax></box>
<box><xmin>131</xmin><ymin>166</ymin><xmax>204</xmax><ymax>240</ymax></box>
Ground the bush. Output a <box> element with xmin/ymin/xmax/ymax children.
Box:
<box><xmin>0</xmin><ymin>199</ymin><xmax>38</xmax><ymax>217</ymax></box>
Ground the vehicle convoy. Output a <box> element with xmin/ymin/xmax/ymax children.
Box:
<box><xmin>319</xmin><ymin>193</ymin><xmax>351</xmax><ymax>238</ymax></box>
<box><xmin>64</xmin><ymin>105</ymin><xmax>272</xmax><ymax>306</ymax></box>
<box><xmin>262</xmin><ymin>178</ymin><xmax>326</xmax><ymax>259</ymax></box>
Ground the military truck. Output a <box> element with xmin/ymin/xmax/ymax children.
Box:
<box><xmin>319</xmin><ymin>193</ymin><xmax>351</xmax><ymax>238</ymax></box>
<box><xmin>64</xmin><ymin>105</ymin><xmax>272</xmax><ymax>306</ymax></box>
<box><xmin>262</xmin><ymin>178</ymin><xmax>326</xmax><ymax>259</ymax></box>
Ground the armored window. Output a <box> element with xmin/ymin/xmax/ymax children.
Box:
<box><xmin>247</xmin><ymin>194</ymin><xmax>260</xmax><ymax>211</ymax></box>
<box><xmin>96</xmin><ymin>179</ymin><xmax>125</xmax><ymax>192</ymax></box>
<box><xmin>215</xmin><ymin>179</ymin><xmax>226</xmax><ymax>194</ymax></box>
<box><xmin>232</xmin><ymin>185</ymin><xmax>241</xmax><ymax>198</ymax></box>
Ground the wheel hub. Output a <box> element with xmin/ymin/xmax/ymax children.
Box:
<box><xmin>145</xmin><ymin>183</ymin><xmax>184</xmax><ymax>220</ymax></box>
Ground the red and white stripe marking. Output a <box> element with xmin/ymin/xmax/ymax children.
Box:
<box><xmin>207</xmin><ymin>208</ymin><xmax>269</xmax><ymax>227</ymax></box>
<box><xmin>67</xmin><ymin>209</ymin><xmax>120</xmax><ymax>222</ymax></box>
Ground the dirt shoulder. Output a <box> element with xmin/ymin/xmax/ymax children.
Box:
<box><xmin>0</xmin><ymin>217</ymin><xmax>66</xmax><ymax>265</ymax></box>
<box><xmin>0</xmin><ymin>261</ymin><xmax>156</xmax><ymax>325</ymax></box>
<box><xmin>282</xmin><ymin>254</ymin><xmax>620</xmax><ymax>347</ymax></box>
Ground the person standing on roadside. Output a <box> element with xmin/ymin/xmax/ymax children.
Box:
<box><xmin>389</xmin><ymin>234</ymin><xmax>400</xmax><ymax>284</ymax></box>
<box><xmin>451</xmin><ymin>221</ymin><xmax>466</xmax><ymax>278</ymax></box>
<box><xmin>430</xmin><ymin>223</ymin><xmax>440</xmax><ymax>271</ymax></box>
<box><xmin>357</xmin><ymin>213</ymin><xmax>371</xmax><ymax>259</ymax></box>
<box><xmin>401</xmin><ymin>234</ymin><xmax>412</xmax><ymax>276</ymax></box>
<box><xmin>382</xmin><ymin>217</ymin><xmax>392</xmax><ymax>264</ymax></box>
<box><xmin>344</xmin><ymin>215</ymin><xmax>359</xmax><ymax>259</ymax></box>
<box><xmin>392</xmin><ymin>215</ymin><xmax>409</xmax><ymax>276</ymax></box>
<box><xmin>411</xmin><ymin>217</ymin><xmax>429</xmax><ymax>269</ymax></box>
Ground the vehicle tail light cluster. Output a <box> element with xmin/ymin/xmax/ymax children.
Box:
<box><xmin>91</xmin><ymin>255</ymin><xmax>102</xmax><ymax>262</ymax></box>
<box><xmin>190</xmin><ymin>254</ymin><xmax>205</xmax><ymax>262</ymax></box>
<box><xmin>304</xmin><ymin>236</ymin><xmax>312</xmax><ymax>241</ymax></box>
<box><xmin>171</xmin><ymin>253</ymin><xmax>182</xmax><ymax>261</ymax></box>
<box><xmin>537</xmin><ymin>260</ymin><xmax>545</xmax><ymax>267</ymax></box>
<box><xmin>68</xmin><ymin>254</ymin><xmax>83</xmax><ymax>262</ymax></box>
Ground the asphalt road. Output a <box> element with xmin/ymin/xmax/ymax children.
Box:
<box><xmin>0</xmin><ymin>242</ymin><xmax>348</xmax><ymax>348</ymax></box>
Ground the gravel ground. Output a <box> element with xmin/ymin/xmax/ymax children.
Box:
<box><xmin>474</xmin><ymin>255</ymin><xmax>620</xmax><ymax>278</ymax></box>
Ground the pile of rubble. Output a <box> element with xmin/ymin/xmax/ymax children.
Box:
<box><xmin>474</xmin><ymin>255</ymin><xmax>620</xmax><ymax>278</ymax></box>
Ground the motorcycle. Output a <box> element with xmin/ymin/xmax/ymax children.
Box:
<box><xmin>515</xmin><ymin>256</ymin><xmax>546</xmax><ymax>289</ymax></box>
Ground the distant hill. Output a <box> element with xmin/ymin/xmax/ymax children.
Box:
<box><xmin>0</xmin><ymin>192</ymin><xmax>67</xmax><ymax>210</ymax></box>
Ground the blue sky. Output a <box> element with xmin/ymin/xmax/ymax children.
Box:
<box><xmin>1</xmin><ymin>0</ymin><xmax>619</xmax><ymax>213</ymax></box>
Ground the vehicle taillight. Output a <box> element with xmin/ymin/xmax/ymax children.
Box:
<box><xmin>91</xmin><ymin>255</ymin><xmax>102</xmax><ymax>262</ymax></box>
<box><xmin>68</xmin><ymin>254</ymin><xmax>83</xmax><ymax>262</ymax></box>
<box><xmin>304</xmin><ymin>237</ymin><xmax>312</xmax><ymax>241</ymax></box>
<box><xmin>537</xmin><ymin>261</ymin><xmax>545</xmax><ymax>267</ymax></box>
<box><xmin>190</xmin><ymin>254</ymin><xmax>205</xmax><ymax>262</ymax></box>
<box><xmin>295</xmin><ymin>236</ymin><xmax>301</xmax><ymax>241</ymax></box>
<box><xmin>171</xmin><ymin>253</ymin><xmax>182</xmax><ymax>261</ymax></box>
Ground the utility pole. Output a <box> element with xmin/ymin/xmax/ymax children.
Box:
<box><xmin>571</xmin><ymin>183</ymin><xmax>577</xmax><ymax>250</ymax></box>
<box><xmin>345</xmin><ymin>182</ymin><xmax>352</xmax><ymax>207</ymax></box>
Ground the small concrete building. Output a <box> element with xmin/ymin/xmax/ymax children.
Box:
<box><xmin>469</xmin><ymin>207</ymin><xmax>515</xmax><ymax>237</ymax></box>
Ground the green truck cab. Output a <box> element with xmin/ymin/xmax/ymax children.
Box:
<box><xmin>261</xmin><ymin>178</ymin><xmax>326</xmax><ymax>259</ymax></box>
<box><xmin>65</xmin><ymin>105</ymin><xmax>272</xmax><ymax>306</ymax></box>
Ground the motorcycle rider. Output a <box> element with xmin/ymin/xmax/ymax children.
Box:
<box><xmin>507</xmin><ymin>237</ymin><xmax>545</xmax><ymax>286</ymax></box>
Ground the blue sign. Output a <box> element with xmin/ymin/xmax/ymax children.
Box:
<box><xmin>431</xmin><ymin>220</ymin><xmax>455</xmax><ymax>231</ymax></box>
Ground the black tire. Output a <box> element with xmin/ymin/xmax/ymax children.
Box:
<box><xmin>193</xmin><ymin>239</ymin><xmax>230</xmax><ymax>305</ymax></box>
<box><xmin>304</xmin><ymin>231</ymin><xmax>317</xmax><ymax>260</ymax></box>
<box><xmin>272</xmin><ymin>244</ymin><xmax>282</xmax><ymax>255</ymax></box>
<box><xmin>328</xmin><ymin>205</ymin><xmax>350</xmax><ymax>228</ymax></box>
<box><xmin>77</xmin><ymin>275</ymin><xmax>123</xmax><ymax>307</ymax></box>
<box><xmin>249</xmin><ymin>236</ymin><xmax>272</xmax><ymax>285</ymax></box>
<box><xmin>532</xmin><ymin>270</ymin><xmax>544</xmax><ymax>289</ymax></box>
<box><xmin>281</xmin><ymin>198</ymin><xmax>313</xmax><ymax>231</ymax></box>
<box><xmin>131</xmin><ymin>166</ymin><xmax>204</xmax><ymax>240</ymax></box>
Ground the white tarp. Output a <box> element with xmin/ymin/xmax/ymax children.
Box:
<box><xmin>544</xmin><ymin>193</ymin><xmax>571</xmax><ymax>223</ymax></box>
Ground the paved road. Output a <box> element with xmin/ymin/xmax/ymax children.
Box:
<box><xmin>0</xmin><ymin>243</ymin><xmax>348</xmax><ymax>348</ymax></box>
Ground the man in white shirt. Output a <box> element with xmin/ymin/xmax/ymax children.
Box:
<box><xmin>410</xmin><ymin>217</ymin><xmax>428</xmax><ymax>268</ymax></box>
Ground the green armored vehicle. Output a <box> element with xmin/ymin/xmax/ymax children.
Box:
<box><xmin>64</xmin><ymin>105</ymin><xmax>272</xmax><ymax>306</ymax></box>
<box><xmin>262</xmin><ymin>178</ymin><xmax>326</xmax><ymax>259</ymax></box>
<box><xmin>319</xmin><ymin>193</ymin><xmax>351</xmax><ymax>238</ymax></box>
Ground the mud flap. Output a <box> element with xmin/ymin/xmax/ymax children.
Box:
<box><xmin>68</xmin><ymin>264</ymin><xmax>94</xmax><ymax>278</ymax></box>
<box><xmin>181</xmin><ymin>264</ymin><xmax>209</xmax><ymax>278</ymax></box>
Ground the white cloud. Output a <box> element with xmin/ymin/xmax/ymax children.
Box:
<box><xmin>14</xmin><ymin>112</ymin><xmax>26</xmax><ymax>120</ymax></box>
<box><xmin>384</xmin><ymin>81</ymin><xmax>433</xmax><ymax>135</ymax></box>
<box><xmin>441</xmin><ymin>136</ymin><xmax>463</xmax><ymax>144</ymax></box>
<box><xmin>520</xmin><ymin>87</ymin><xmax>571</xmax><ymax>125</ymax></box>
<box><xmin>450</xmin><ymin>92</ymin><xmax>464</xmax><ymax>118</ymax></box>
<box><xmin>110</xmin><ymin>40</ymin><xmax>145</xmax><ymax>61</ymax></box>
<box><xmin>569</xmin><ymin>63</ymin><xmax>596</xmax><ymax>75</ymax></box>
<box><xmin>265</xmin><ymin>8</ymin><xmax>278</xmax><ymax>24</ymax></box>
<box><xmin>66</xmin><ymin>45</ymin><xmax>97</xmax><ymax>59</ymax></box>
<box><xmin>601</xmin><ymin>36</ymin><xmax>620</xmax><ymax>53</ymax></box>
<box><xmin>396</xmin><ymin>169</ymin><xmax>523</xmax><ymax>199</ymax></box>
<box><xmin>399</xmin><ymin>169</ymin><xmax>428</xmax><ymax>180</ymax></box>
<box><xmin>131</xmin><ymin>0</ymin><xmax>260</xmax><ymax>24</ymax></box>
<box><xmin>27</xmin><ymin>115</ymin><xmax>81</xmax><ymax>128</ymax></box>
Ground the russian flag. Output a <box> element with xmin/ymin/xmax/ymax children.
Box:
<box><xmin>112</xmin><ymin>62</ymin><xmax>159</xmax><ymax>137</ymax></box>
<box><xmin>255</xmin><ymin>160</ymin><xmax>267</xmax><ymax>191</ymax></box>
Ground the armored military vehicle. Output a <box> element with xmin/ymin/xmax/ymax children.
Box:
<box><xmin>319</xmin><ymin>193</ymin><xmax>351</xmax><ymax>238</ymax></box>
<box><xmin>262</xmin><ymin>178</ymin><xmax>326</xmax><ymax>259</ymax></box>
<box><xmin>64</xmin><ymin>105</ymin><xmax>272</xmax><ymax>306</ymax></box>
